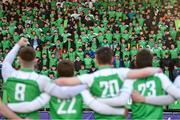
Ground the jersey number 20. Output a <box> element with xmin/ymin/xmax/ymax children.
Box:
<box><xmin>15</xmin><ymin>83</ymin><xmax>26</xmax><ymax>101</ymax></box>
<box><xmin>100</xmin><ymin>80</ymin><xmax>119</xmax><ymax>98</ymax></box>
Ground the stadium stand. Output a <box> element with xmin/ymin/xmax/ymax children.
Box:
<box><xmin>0</xmin><ymin>0</ymin><xmax>180</xmax><ymax>116</ymax></box>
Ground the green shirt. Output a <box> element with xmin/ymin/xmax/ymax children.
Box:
<box><xmin>105</xmin><ymin>33</ymin><xmax>113</xmax><ymax>44</ymax></box>
<box><xmin>49</xmin><ymin>58</ymin><xmax>58</xmax><ymax>68</ymax></box>
<box><xmin>170</xmin><ymin>48</ymin><xmax>178</xmax><ymax>59</ymax></box>
<box><xmin>50</xmin><ymin>95</ymin><xmax>83</xmax><ymax>119</ymax></box>
<box><xmin>153</xmin><ymin>59</ymin><xmax>160</xmax><ymax>67</ymax></box>
<box><xmin>3</xmin><ymin>69</ymin><xmax>46</xmax><ymax>119</ymax></box>
<box><xmin>132</xmin><ymin>74</ymin><xmax>165</xmax><ymax>120</ymax></box>
<box><xmin>76</xmin><ymin>51</ymin><xmax>84</xmax><ymax>61</ymax></box>
<box><xmin>84</xmin><ymin>57</ymin><xmax>93</xmax><ymax>69</ymax></box>
<box><xmin>68</xmin><ymin>52</ymin><xmax>76</xmax><ymax>62</ymax></box>
<box><xmin>78</xmin><ymin>67</ymin><xmax>129</xmax><ymax>120</ymax></box>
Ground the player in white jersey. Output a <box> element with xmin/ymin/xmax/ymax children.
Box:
<box><xmin>1</xmin><ymin>38</ymin><xmax>88</xmax><ymax>119</ymax></box>
<box><xmin>132</xmin><ymin>75</ymin><xmax>180</xmax><ymax>105</ymax></box>
<box><xmin>7</xmin><ymin>61</ymin><xmax>129</xmax><ymax>117</ymax></box>
<box><xmin>53</xmin><ymin>47</ymin><xmax>162</xmax><ymax>119</ymax></box>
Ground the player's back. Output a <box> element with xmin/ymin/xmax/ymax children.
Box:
<box><xmin>3</xmin><ymin>69</ymin><xmax>43</xmax><ymax>119</ymax></box>
<box><xmin>132</xmin><ymin>73</ymin><xmax>166</xmax><ymax>120</ymax></box>
<box><xmin>88</xmin><ymin>67</ymin><xmax>128</xmax><ymax>120</ymax></box>
<box><xmin>49</xmin><ymin>94</ymin><xmax>83</xmax><ymax>119</ymax></box>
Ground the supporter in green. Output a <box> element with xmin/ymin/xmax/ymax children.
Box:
<box><xmin>159</xmin><ymin>22</ymin><xmax>168</xmax><ymax>35</ymax></box>
<box><xmin>68</xmin><ymin>48</ymin><xmax>76</xmax><ymax>62</ymax></box>
<box><xmin>33</xmin><ymin>24</ymin><xmax>42</xmax><ymax>37</ymax></box>
<box><xmin>84</xmin><ymin>54</ymin><xmax>93</xmax><ymax>69</ymax></box>
<box><xmin>64</xmin><ymin>16</ymin><xmax>68</xmax><ymax>28</ymax></box>
<box><xmin>2</xmin><ymin>36</ymin><xmax>11</xmax><ymax>51</ymax></box>
<box><xmin>148</xmin><ymin>38</ymin><xmax>155</xmax><ymax>48</ymax></box>
<box><xmin>39</xmin><ymin>32</ymin><xmax>46</xmax><ymax>43</ymax></box>
<box><xmin>108</xmin><ymin>7</ymin><xmax>115</xmax><ymax>19</ymax></box>
<box><xmin>97</xmin><ymin>32</ymin><xmax>104</xmax><ymax>44</ymax></box>
<box><xmin>115</xmin><ymin>8</ymin><xmax>123</xmax><ymax>20</ymax></box>
<box><xmin>78</xmin><ymin>64</ymin><xmax>89</xmax><ymax>75</ymax></box>
<box><xmin>121</xmin><ymin>39</ymin><xmax>128</xmax><ymax>51</ymax></box>
<box><xmin>101</xmin><ymin>39</ymin><xmax>109</xmax><ymax>47</ymax></box>
<box><xmin>43</xmin><ymin>23</ymin><xmax>50</xmax><ymax>34</ymax></box>
<box><xmin>91</xmin><ymin>38</ymin><xmax>98</xmax><ymax>51</ymax></box>
<box><xmin>93</xmin><ymin>23</ymin><xmax>99</xmax><ymax>34</ymax></box>
<box><xmin>80</xmin><ymin>32</ymin><xmax>88</xmax><ymax>43</ymax></box>
<box><xmin>42</xmin><ymin>53</ymin><xmax>49</xmax><ymax>67</ymax></box>
<box><xmin>41</xmin><ymin>65</ymin><xmax>49</xmax><ymax>76</ymax></box>
<box><xmin>50</xmin><ymin>65</ymin><xmax>58</xmax><ymax>78</ymax></box>
<box><xmin>45</xmin><ymin>31</ymin><xmax>52</xmax><ymax>42</ymax></box>
<box><xmin>123</xmin><ymin>55</ymin><xmax>130</xmax><ymax>68</ymax></box>
<box><xmin>138</xmin><ymin>36</ymin><xmax>147</xmax><ymax>48</ymax></box>
<box><xmin>87</xmin><ymin>31</ymin><xmax>96</xmax><ymax>41</ymax></box>
<box><xmin>138</xmin><ymin>14</ymin><xmax>145</xmax><ymax>27</ymax></box>
<box><xmin>161</xmin><ymin>45</ymin><xmax>169</xmax><ymax>58</ymax></box>
<box><xmin>152</xmin><ymin>54</ymin><xmax>160</xmax><ymax>67</ymax></box>
<box><xmin>105</xmin><ymin>30</ymin><xmax>113</xmax><ymax>44</ymax></box>
<box><xmin>113</xmin><ymin>45</ymin><xmax>120</xmax><ymax>55</ymax></box>
<box><xmin>122</xmin><ymin>47</ymin><xmax>130</xmax><ymax>59</ymax></box>
<box><xmin>122</xmin><ymin>29</ymin><xmax>131</xmax><ymax>41</ymax></box>
<box><xmin>13</xmin><ymin>58</ymin><xmax>20</xmax><ymax>69</ymax></box>
<box><xmin>130</xmin><ymin>46</ymin><xmax>138</xmax><ymax>58</ymax></box>
<box><xmin>62</xmin><ymin>49</ymin><xmax>68</xmax><ymax>60</ymax></box>
<box><xmin>99</xmin><ymin>24</ymin><xmax>106</xmax><ymax>33</ymax></box>
<box><xmin>49</xmin><ymin>53</ymin><xmax>58</xmax><ymax>68</ymax></box>
<box><xmin>134</xmin><ymin>23</ymin><xmax>142</xmax><ymax>34</ymax></box>
<box><xmin>76</xmin><ymin>47</ymin><xmax>84</xmax><ymax>61</ymax></box>
<box><xmin>113</xmin><ymin>30</ymin><xmax>121</xmax><ymax>42</ymax></box>
<box><xmin>169</xmin><ymin>44</ymin><xmax>178</xmax><ymax>59</ymax></box>
<box><xmin>156</xmin><ymin>31</ymin><xmax>163</xmax><ymax>41</ymax></box>
<box><xmin>35</xmin><ymin>47</ymin><xmax>42</xmax><ymax>59</ymax></box>
<box><xmin>8</xmin><ymin>23</ymin><xmax>16</xmax><ymax>35</ymax></box>
<box><xmin>149</xmin><ymin>30</ymin><xmax>156</xmax><ymax>40</ymax></box>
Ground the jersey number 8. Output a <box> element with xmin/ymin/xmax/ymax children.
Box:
<box><xmin>15</xmin><ymin>83</ymin><xmax>26</xmax><ymax>101</ymax></box>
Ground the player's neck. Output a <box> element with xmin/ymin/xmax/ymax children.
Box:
<box><xmin>21</xmin><ymin>64</ymin><xmax>34</xmax><ymax>71</ymax></box>
<box><xmin>98</xmin><ymin>64</ymin><xmax>112</xmax><ymax>69</ymax></box>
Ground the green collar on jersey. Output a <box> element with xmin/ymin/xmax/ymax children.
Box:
<box><xmin>20</xmin><ymin>68</ymin><xmax>34</xmax><ymax>72</ymax></box>
<box><xmin>98</xmin><ymin>65</ymin><xmax>112</xmax><ymax>69</ymax></box>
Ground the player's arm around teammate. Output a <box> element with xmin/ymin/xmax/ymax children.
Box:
<box><xmin>7</xmin><ymin>60</ymin><xmax>127</xmax><ymax>116</ymax></box>
<box><xmin>0</xmin><ymin>98</ymin><xmax>26</xmax><ymax>120</ymax></box>
<box><xmin>132</xmin><ymin>75</ymin><xmax>180</xmax><ymax>105</ymax></box>
<box><xmin>55</xmin><ymin>67</ymin><xmax>162</xmax><ymax>86</ymax></box>
<box><xmin>1</xmin><ymin>38</ymin><xmax>88</xmax><ymax>113</ymax></box>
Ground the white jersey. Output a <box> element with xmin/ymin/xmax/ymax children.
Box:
<box><xmin>174</xmin><ymin>75</ymin><xmax>180</xmax><ymax>87</ymax></box>
<box><xmin>78</xmin><ymin>67</ymin><xmax>130</xmax><ymax>87</ymax></box>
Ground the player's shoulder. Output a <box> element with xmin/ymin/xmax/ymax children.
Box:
<box><xmin>154</xmin><ymin>73</ymin><xmax>169</xmax><ymax>80</ymax></box>
<box><xmin>175</xmin><ymin>75</ymin><xmax>180</xmax><ymax>81</ymax></box>
<box><xmin>37</xmin><ymin>73</ymin><xmax>51</xmax><ymax>81</ymax></box>
<box><xmin>94</xmin><ymin>67</ymin><xmax>129</xmax><ymax>76</ymax></box>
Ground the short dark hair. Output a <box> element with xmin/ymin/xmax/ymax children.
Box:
<box><xmin>136</xmin><ymin>49</ymin><xmax>153</xmax><ymax>68</ymax></box>
<box><xmin>19</xmin><ymin>46</ymin><xmax>36</xmax><ymax>62</ymax></box>
<box><xmin>96</xmin><ymin>47</ymin><xmax>113</xmax><ymax>65</ymax></box>
<box><xmin>57</xmin><ymin>60</ymin><xmax>74</xmax><ymax>77</ymax></box>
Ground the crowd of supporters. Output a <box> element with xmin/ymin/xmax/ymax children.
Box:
<box><xmin>0</xmin><ymin>0</ymin><xmax>179</xmax><ymax>81</ymax></box>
